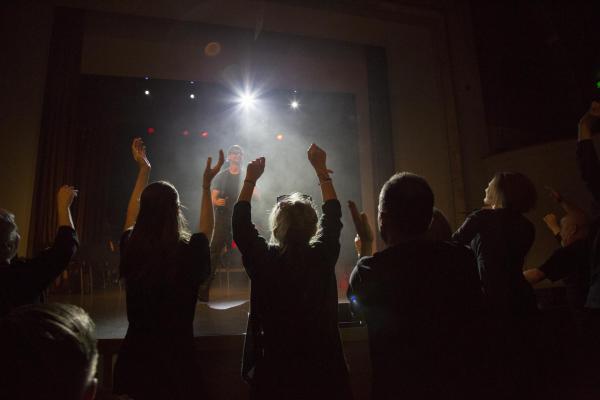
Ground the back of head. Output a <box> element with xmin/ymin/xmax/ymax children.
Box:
<box><xmin>269</xmin><ymin>193</ymin><xmax>318</xmax><ymax>251</ymax></box>
<box><xmin>0</xmin><ymin>209</ymin><xmax>19</xmax><ymax>263</ymax></box>
<box><xmin>0</xmin><ymin>303</ymin><xmax>98</xmax><ymax>400</ymax></box>
<box><xmin>379</xmin><ymin>173</ymin><xmax>434</xmax><ymax>239</ymax></box>
<box><xmin>493</xmin><ymin>172</ymin><xmax>537</xmax><ymax>213</ymax></box>
<box><xmin>121</xmin><ymin>181</ymin><xmax>189</xmax><ymax>282</ymax></box>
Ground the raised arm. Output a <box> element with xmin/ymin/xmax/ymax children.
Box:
<box><xmin>348</xmin><ymin>200</ymin><xmax>374</xmax><ymax>258</ymax></box>
<box><xmin>307</xmin><ymin>143</ymin><xmax>337</xmax><ymax>201</ymax></box>
<box><xmin>124</xmin><ymin>138</ymin><xmax>151</xmax><ymax>231</ymax></box>
<box><xmin>238</xmin><ymin>157</ymin><xmax>265</xmax><ymax>203</ymax></box>
<box><xmin>547</xmin><ymin>187</ymin><xmax>588</xmax><ymax>223</ymax></box>
<box><xmin>576</xmin><ymin>102</ymin><xmax>600</xmax><ymax>202</ymax></box>
<box><xmin>57</xmin><ymin>185</ymin><xmax>77</xmax><ymax>229</ymax></box>
<box><xmin>199</xmin><ymin>150</ymin><xmax>224</xmax><ymax>238</ymax></box>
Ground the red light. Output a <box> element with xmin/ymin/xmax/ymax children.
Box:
<box><xmin>182</xmin><ymin>130</ymin><xmax>190</xmax><ymax>136</ymax></box>
<box><xmin>200</xmin><ymin>131</ymin><xmax>209</xmax><ymax>137</ymax></box>
<box><xmin>147</xmin><ymin>127</ymin><xmax>155</xmax><ymax>134</ymax></box>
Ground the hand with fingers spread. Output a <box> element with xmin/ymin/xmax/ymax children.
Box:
<box><xmin>348</xmin><ymin>200</ymin><xmax>374</xmax><ymax>257</ymax></box>
<box><xmin>132</xmin><ymin>137</ymin><xmax>151</xmax><ymax>169</ymax></box>
<box><xmin>203</xmin><ymin>150</ymin><xmax>225</xmax><ymax>188</ymax></box>
<box><xmin>200</xmin><ymin>150</ymin><xmax>225</xmax><ymax>237</ymax></box>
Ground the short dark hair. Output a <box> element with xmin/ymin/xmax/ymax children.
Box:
<box><xmin>0</xmin><ymin>303</ymin><xmax>98</xmax><ymax>400</ymax></box>
<box><xmin>379</xmin><ymin>172</ymin><xmax>434</xmax><ymax>236</ymax></box>
<box><xmin>493</xmin><ymin>172</ymin><xmax>537</xmax><ymax>213</ymax></box>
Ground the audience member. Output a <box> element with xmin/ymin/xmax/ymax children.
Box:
<box><xmin>524</xmin><ymin>189</ymin><xmax>590</xmax><ymax>315</ymax></box>
<box><xmin>348</xmin><ymin>172</ymin><xmax>485</xmax><ymax>399</ymax></box>
<box><xmin>0</xmin><ymin>185</ymin><xmax>78</xmax><ymax>316</ymax></box>
<box><xmin>0</xmin><ymin>303</ymin><xmax>98</xmax><ymax>400</ymax></box>
<box><xmin>113</xmin><ymin>138</ymin><xmax>223</xmax><ymax>400</ymax></box>
<box><xmin>453</xmin><ymin>171</ymin><xmax>538</xmax><ymax>316</ymax></box>
<box><xmin>232</xmin><ymin>144</ymin><xmax>352</xmax><ymax>400</ymax></box>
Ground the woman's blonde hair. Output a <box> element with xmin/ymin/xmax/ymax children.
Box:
<box><xmin>269</xmin><ymin>192</ymin><xmax>319</xmax><ymax>251</ymax></box>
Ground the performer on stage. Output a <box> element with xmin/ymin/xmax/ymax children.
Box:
<box><xmin>198</xmin><ymin>145</ymin><xmax>244</xmax><ymax>302</ymax></box>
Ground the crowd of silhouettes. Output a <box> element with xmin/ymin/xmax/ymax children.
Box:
<box><xmin>2</xmin><ymin>102</ymin><xmax>600</xmax><ymax>399</ymax></box>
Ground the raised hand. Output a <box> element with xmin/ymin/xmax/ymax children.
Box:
<box><xmin>246</xmin><ymin>157</ymin><xmax>266</xmax><ymax>183</ymax></box>
<box><xmin>203</xmin><ymin>150</ymin><xmax>225</xmax><ymax>188</ymax></box>
<box><xmin>131</xmin><ymin>137</ymin><xmax>150</xmax><ymax>169</ymax></box>
<box><xmin>348</xmin><ymin>200</ymin><xmax>374</xmax><ymax>257</ymax></box>
<box><xmin>307</xmin><ymin>143</ymin><xmax>333</xmax><ymax>176</ymax></box>
<box><xmin>57</xmin><ymin>185</ymin><xmax>78</xmax><ymax>211</ymax></box>
<box><xmin>542</xmin><ymin>213</ymin><xmax>560</xmax><ymax>235</ymax></box>
<box><xmin>57</xmin><ymin>185</ymin><xmax>77</xmax><ymax>229</ymax></box>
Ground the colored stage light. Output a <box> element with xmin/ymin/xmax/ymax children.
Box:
<box><xmin>276</xmin><ymin>133</ymin><xmax>284</xmax><ymax>141</ymax></box>
<box><xmin>290</xmin><ymin>100</ymin><xmax>299</xmax><ymax>109</ymax></box>
<box><xmin>200</xmin><ymin>131</ymin><xmax>209</xmax><ymax>137</ymax></box>
<box><xmin>596</xmin><ymin>81</ymin><xmax>600</xmax><ymax>89</ymax></box>
<box><xmin>147</xmin><ymin>127</ymin><xmax>155</xmax><ymax>134</ymax></box>
<box><xmin>144</xmin><ymin>90</ymin><xmax>150</xmax><ymax>95</ymax></box>
<box><xmin>144</xmin><ymin>76</ymin><xmax>149</xmax><ymax>80</ymax></box>
<box><xmin>183</xmin><ymin>130</ymin><xmax>190</xmax><ymax>136</ymax></box>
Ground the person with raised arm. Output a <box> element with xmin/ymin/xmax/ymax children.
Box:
<box><xmin>347</xmin><ymin>173</ymin><xmax>485</xmax><ymax>400</ymax></box>
<box><xmin>0</xmin><ymin>185</ymin><xmax>79</xmax><ymax>316</ymax></box>
<box><xmin>232</xmin><ymin>144</ymin><xmax>351</xmax><ymax>400</ymax></box>
<box><xmin>113</xmin><ymin>138</ymin><xmax>223</xmax><ymax>400</ymax></box>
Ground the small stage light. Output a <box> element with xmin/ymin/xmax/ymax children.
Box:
<box><xmin>290</xmin><ymin>101</ymin><xmax>299</xmax><ymax>109</ymax></box>
<box><xmin>144</xmin><ymin>90</ymin><xmax>150</xmax><ymax>95</ymax></box>
<box><xmin>190</xmin><ymin>81</ymin><xmax>195</xmax><ymax>84</ymax></box>
<box><xmin>276</xmin><ymin>133</ymin><xmax>284</xmax><ymax>141</ymax></box>
<box><xmin>144</xmin><ymin>76</ymin><xmax>149</xmax><ymax>80</ymax></box>
<box><xmin>596</xmin><ymin>81</ymin><xmax>600</xmax><ymax>89</ymax></box>
<box><xmin>200</xmin><ymin>131</ymin><xmax>209</xmax><ymax>137</ymax></box>
<box><xmin>190</xmin><ymin>94</ymin><xmax>195</xmax><ymax>99</ymax></box>
<box><xmin>147</xmin><ymin>127</ymin><xmax>155</xmax><ymax>134</ymax></box>
<box><xmin>183</xmin><ymin>130</ymin><xmax>190</xmax><ymax>136</ymax></box>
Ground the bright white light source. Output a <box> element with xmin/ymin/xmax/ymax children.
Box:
<box><xmin>144</xmin><ymin>90</ymin><xmax>150</xmax><ymax>95</ymax></box>
<box><xmin>239</xmin><ymin>92</ymin><xmax>256</xmax><ymax>108</ymax></box>
<box><xmin>190</xmin><ymin>94</ymin><xmax>195</xmax><ymax>99</ymax></box>
<box><xmin>290</xmin><ymin>100</ymin><xmax>299</xmax><ymax>109</ymax></box>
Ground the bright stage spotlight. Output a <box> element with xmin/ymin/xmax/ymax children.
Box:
<box><xmin>144</xmin><ymin>90</ymin><xmax>150</xmax><ymax>95</ymax></box>
<box><xmin>190</xmin><ymin>94</ymin><xmax>195</xmax><ymax>99</ymax></box>
<box><xmin>238</xmin><ymin>92</ymin><xmax>256</xmax><ymax>108</ymax></box>
<box><xmin>290</xmin><ymin>100</ymin><xmax>299</xmax><ymax>109</ymax></box>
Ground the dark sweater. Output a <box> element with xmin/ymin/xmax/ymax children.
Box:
<box><xmin>232</xmin><ymin>199</ymin><xmax>350</xmax><ymax>399</ymax></box>
<box><xmin>0</xmin><ymin>226</ymin><xmax>78</xmax><ymax>317</ymax></box>
<box><xmin>348</xmin><ymin>240</ymin><xmax>484</xmax><ymax>399</ymax></box>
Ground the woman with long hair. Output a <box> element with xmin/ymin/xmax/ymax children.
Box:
<box><xmin>232</xmin><ymin>144</ymin><xmax>352</xmax><ymax>400</ymax></box>
<box><xmin>113</xmin><ymin>138</ymin><xmax>223</xmax><ymax>400</ymax></box>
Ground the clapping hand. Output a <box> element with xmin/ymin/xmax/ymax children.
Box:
<box><xmin>348</xmin><ymin>200</ymin><xmax>374</xmax><ymax>257</ymax></box>
<box><xmin>203</xmin><ymin>150</ymin><xmax>225</xmax><ymax>188</ymax></box>
<box><xmin>131</xmin><ymin>137</ymin><xmax>150</xmax><ymax>169</ymax></box>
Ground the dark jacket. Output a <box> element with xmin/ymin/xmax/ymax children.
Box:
<box><xmin>0</xmin><ymin>226</ymin><xmax>78</xmax><ymax>316</ymax></box>
<box><xmin>348</xmin><ymin>240</ymin><xmax>485</xmax><ymax>399</ymax></box>
<box><xmin>232</xmin><ymin>199</ymin><xmax>351</xmax><ymax>400</ymax></box>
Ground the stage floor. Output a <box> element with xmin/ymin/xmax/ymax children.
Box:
<box><xmin>49</xmin><ymin>283</ymin><xmax>252</xmax><ymax>339</ymax></box>
<box><xmin>49</xmin><ymin>281</ymin><xmax>350</xmax><ymax>339</ymax></box>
